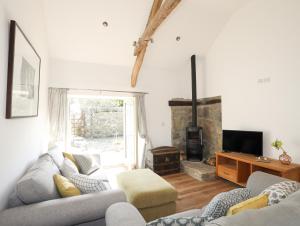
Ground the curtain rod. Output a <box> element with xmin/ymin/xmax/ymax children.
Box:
<box><xmin>49</xmin><ymin>87</ymin><xmax>148</xmax><ymax>95</ymax></box>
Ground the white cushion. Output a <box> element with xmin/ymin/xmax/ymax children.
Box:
<box><xmin>60</xmin><ymin>158</ymin><xmax>79</xmax><ymax>178</ymax></box>
<box><xmin>73</xmin><ymin>154</ymin><xmax>100</xmax><ymax>175</ymax></box>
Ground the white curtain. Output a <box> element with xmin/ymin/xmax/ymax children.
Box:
<box><xmin>135</xmin><ymin>95</ymin><xmax>152</xmax><ymax>168</ymax></box>
<box><xmin>48</xmin><ymin>88</ymin><xmax>68</xmax><ymax>147</ymax></box>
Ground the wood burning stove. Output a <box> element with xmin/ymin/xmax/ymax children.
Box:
<box><xmin>186</xmin><ymin>55</ymin><xmax>204</xmax><ymax>161</ymax></box>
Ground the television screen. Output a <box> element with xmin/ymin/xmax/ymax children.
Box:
<box><xmin>223</xmin><ymin>130</ymin><xmax>263</xmax><ymax>156</ymax></box>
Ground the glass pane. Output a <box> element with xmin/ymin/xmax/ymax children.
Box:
<box><xmin>68</xmin><ymin>96</ymin><xmax>125</xmax><ymax>167</ymax></box>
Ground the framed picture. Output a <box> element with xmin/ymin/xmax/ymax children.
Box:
<box><xmin>6</xmin><ymin>20</ymin><xmax>41</xmax><ymax>119</ymax></box>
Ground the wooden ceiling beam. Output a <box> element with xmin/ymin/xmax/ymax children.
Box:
<box><xmin>147</xmin><ymin>0</ymin><xmax>163</xmax><ymax>26</ymax></box>
<box><xmin>134</xmin><ymin>0</ymin><xmax>181</xmax><ymax>56</ymax></box>
<box><xmin>131</xmin><ymin>47</ymin><xmax>147</xmax><ymax>88</ymax></box>
<box><xmin>131</xmin><ymin>0</ymin><xmax>181</xmax><ymax>87</ymax></box>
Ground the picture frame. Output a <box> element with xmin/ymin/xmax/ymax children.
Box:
<box><xmin>6</xmin><ymin>20</ymin><xmax>41</xmax><ymax>119</ymax></box>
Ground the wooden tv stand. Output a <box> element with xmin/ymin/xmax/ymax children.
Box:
<box><xmin>216</xmin><ymin>151</ymin><xmax>300</xmax><ymax>187</ymax></box>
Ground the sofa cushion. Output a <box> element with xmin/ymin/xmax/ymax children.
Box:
<box><xmin>16</xmin><ymin>154</ymin><xmax>60</xmax><ymax>204</ymax></box>
<box><xmin>246</xmin><ymin>171</ymin><xmax>297</xmax><ymax>197</ymax></box>
<box><xmin>261</xmin><ymin>181</ymin><xmax>298</xmax><ymax>205</ymax></box>
<box><xmin>226</xmin><ymin>194</ymin><xmax>269</xmax><ymax>216</ymax></box>
<box><xmin>69</xmin><ymin>174</ymin><xmax>109</xmax><ymax>194</ymax></box>
<box><xmin>63</xmin><ymin>152</ymin><xmax>80</xmax><ymax>170</ymax></box>
<box><xmin>7</xmin><ymin>187</ymin><xmax>25</xmax><ymax>208</ymax></box>
<box><xmin>201</xmin><ymin>188</ymin><xmax>251</xmax><ymax>221</ymax></box>
<box><xmin>207</xmin><ymin>189</ymin><xmax>300</xmax><ymax>226</ymax></box>
<box><xmin>48</xmin><ymin>146</ymin><xmax>64</xmax><ymax>168</ymax></box>
<box><xmin>73</xmin><ymin>154</ymin><xmax>100</xmax><ymax>175</ymax></box>
<box><xmin>60</xmin><ymin>158</ymin><xmax>79</xmax><ymax>178</ymax></box>
<box><xmin>53</xmin><ymin>174</ymin><xmax>81</xmax><ymax>197</ymax></box>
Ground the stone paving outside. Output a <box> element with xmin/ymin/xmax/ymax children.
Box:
<box><xmin>72</xmin><ymin>136</ymin><xmax>125</xmax><ymax>166</ymax></box>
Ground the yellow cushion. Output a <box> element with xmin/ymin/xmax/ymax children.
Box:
<box><xmin>53</xmin><ymin>174</ymin><xmax>81</xmax><ymax>197</ymax></box>
<box><xmin>63</xmin><ymin>152</ymin><xmax>80</xmax><ymax>170</ymax></box>
<box><xmin>117</xmin><ymin>169</ymin><xmax>177</xmax><ymax>209</ymax></box>
<box><xmin>227</xmin><ymin>194</ymin><xmax>269</xmax><ymax>216</ymax></box>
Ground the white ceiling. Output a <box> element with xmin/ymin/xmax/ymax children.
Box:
<box><xmin>43</xmin><ymin>0</ymin><xmax>251</xmax><ymax>68</ymax></box>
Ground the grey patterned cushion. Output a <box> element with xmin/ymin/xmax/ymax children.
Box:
<box><xmin>60</xmin><ymin>158</ymin><xmax>79</xmax><ymax>178</ymax></box>
<box><xmin>261</xmin><ymin>181</ymin><xmax>298</xmax><ymax>205</ymax></box>
<box><xmin>201</xmin><ymin>188</ymin><xmax>251</xmax><ymax>221</ymax></box>
<box><xmin>147</xmin><ymin>217</ymin><xmax>206</xmax><ymax>226</ymax></box>
<box><xmin>69</xmin><ymin>174</ymin><xmax>109</xmax><ymax>193</ymax></box>
<box><xmin>73</xmin><ymin>154</ymin><xmax>100</xmax><ymax>175</ymax></box>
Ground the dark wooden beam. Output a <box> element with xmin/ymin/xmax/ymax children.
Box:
<box><xmin>168</xmin><ymin>98</ymin><xmax>221</xmax><ymax>107</ymax></box>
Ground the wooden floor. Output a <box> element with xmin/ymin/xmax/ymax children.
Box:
<box><xmin>163</xmin><ymin>173</ymin><xmax>238</xmax><ymax>213</ymax></box>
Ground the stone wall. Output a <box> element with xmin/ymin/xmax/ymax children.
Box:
<box><xmin>170</xmin><ymin>96</ymin><xmax>222</xmax><ymax>160</ymax></box>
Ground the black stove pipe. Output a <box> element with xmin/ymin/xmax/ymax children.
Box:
<box><xmin>191</xmin><ymin>55</ymin><xmax>197</xmax><ymax>128</ymax></box>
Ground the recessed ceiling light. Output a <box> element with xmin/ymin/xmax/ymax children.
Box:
<box><xmin>102</xmin><ymin>21</ymin><xmax>108</xmax><ymax>27</ymax></box>
<box><xmin>176</xmin><ymin>36</ymin><xmax>181</xmax><ymax>41</ymax></box>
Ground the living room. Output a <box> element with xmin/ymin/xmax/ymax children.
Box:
<box><xmin>0</xmin><ymin>0</ymin><xmax>300</xmax><ymax>226</ymax></box>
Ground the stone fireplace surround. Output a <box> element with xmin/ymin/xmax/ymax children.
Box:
<box><xmin>169</xmin><ymin>96</ymin><xmax>222</xmax><ymax>181</ymax></box>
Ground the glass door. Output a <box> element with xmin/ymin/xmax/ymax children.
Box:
<box><xmin>67</xmin><ymin>94</ymin><xmax>135</xmax><ymax>167</ymax></box>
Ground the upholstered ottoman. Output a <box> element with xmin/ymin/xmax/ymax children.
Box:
<box><xmin>117</xmin><ymin>169</ymin><xmax>177</xmax><ymax>222</ymax></box>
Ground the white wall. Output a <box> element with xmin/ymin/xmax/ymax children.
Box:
<box><xmin>49</xmin><ymin>57</ymin><xmax>206</xmax><ymax>147</ymax></box>
<box><xmin>0</xmin><ymin>0</ymin><xmax>49</xmax><ymax>209</ymax></box>
<box><xmin>205</xmin><ymin>0</ymin><xmax>300</xmax><ymax>162</ymax></box>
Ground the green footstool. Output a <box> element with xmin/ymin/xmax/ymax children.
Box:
<box><xmin>117</xmin><ymin>169</ymin><xmax>177</xmax><ymax>222</ymax></box>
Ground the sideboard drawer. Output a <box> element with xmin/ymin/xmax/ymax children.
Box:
<box><xmin>218</xmin><ymin>165</ymin><xmax>237</xmax><ymax>182</ymax></box>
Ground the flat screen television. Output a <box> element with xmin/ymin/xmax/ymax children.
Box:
<box><xmin>223</xmin><ymin>130</ymin><xmax>263</xmax><ymax>156</ymax></box>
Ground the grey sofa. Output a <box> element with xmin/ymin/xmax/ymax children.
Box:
<box><xmin>106</xmin><ymin>171</ymin><xmax>300</xmax><ymax>226</ymax></box>
<box><xmin>0</xmin><ymin>148</ymin><xmax>126</xmax><ymax>226</ymax></box>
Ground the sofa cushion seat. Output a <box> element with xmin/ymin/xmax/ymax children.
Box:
<box><xmin>117</xmin><ymin>169</ymin><xmax>177</xmax><ymax>209</ymax></box>
<box><xmin>16</xmin><ymin>154</ymin><xmax>60</xmax><ymax>204</ymax></box>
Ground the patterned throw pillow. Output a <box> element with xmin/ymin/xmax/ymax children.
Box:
<box><xmin>73</xmin><ymin>154</ymin><xmax>100</xmax><ymax>175</ymax></box>
<box><xmin>201</xmin><ymin>188</ymin><xmax>251</xmax><ymax>221</ymax></box>
<box><xmin>60</xmin><ymin>158</ymin><xmax>79</xmax><ymax>178</ymax></box>
<box><xmin>69</xmin><ymin>174</ymin><xmax>108</xmax><ymax>194</ymax></box>
<box><xmin>261</xmin><ymin>181</ymin><xmax>298</xmax><ymax>205</ymax></box>
<box><xmin>147</xmin><ymin>217</ymin><xmax>206</xmax><ymax>226</ymax></box>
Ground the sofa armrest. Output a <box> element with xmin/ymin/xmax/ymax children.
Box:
<box><xmin>0</xmin><ymin>189</ymin><xmax>126</xmax><ymax>226</ymax></box>
<box><xmin>246</xmin><ymin>171</ymin><xmax>292</xmax><ymax>196</ymax></box>
<box><xmin>106</xmin><ymin>202</ymin><xmax>146</xmax><ymax>226</ymax></box>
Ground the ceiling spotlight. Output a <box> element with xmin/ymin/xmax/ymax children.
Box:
<box><xmin>176</xmin><ymin>36</ymin><xmax>181</xmax><ymax>41</ymax></box>
<box><xmin>102</xmin><ymin>21</ymin><xmax>108</xmax><ymax>27</ymax></box>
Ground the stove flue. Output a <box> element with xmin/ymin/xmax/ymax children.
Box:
<box><xmin>186</xmin><ymin>55</ymin><xmax>204</xmax><ymax>161</ymax></box>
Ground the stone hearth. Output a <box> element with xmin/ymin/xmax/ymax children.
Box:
<box><xmin>181</xmin><ymin>161</ymin><xmax>216</xmax><ymax>181</ymax></box>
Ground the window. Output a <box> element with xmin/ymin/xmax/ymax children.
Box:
<box><xmin>66</xmin><ymin>94</ymin><xmax>136</xmax><ymax>167</ymax></box>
